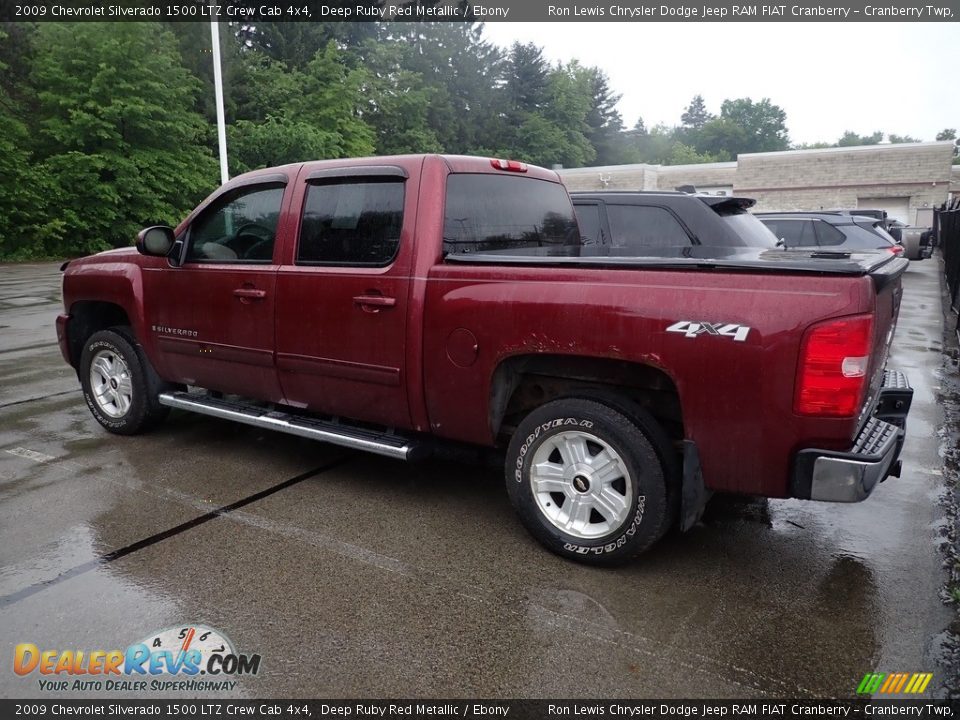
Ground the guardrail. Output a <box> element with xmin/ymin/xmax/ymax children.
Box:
<box><xmin>936</xmin><ymin>196</ymin><xmax>960</xmax><ymax>340</ymax></box>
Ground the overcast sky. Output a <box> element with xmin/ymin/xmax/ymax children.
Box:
<box><xmin>480</xmin><ymin>22</ymin><xmax>959</xmax><ymax>145</ymax></box>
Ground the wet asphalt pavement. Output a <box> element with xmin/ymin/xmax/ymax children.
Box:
<box><xmin>0</xmin><ymin>259</ymin><xmax>954</xmax><ymax>699</ymax></box>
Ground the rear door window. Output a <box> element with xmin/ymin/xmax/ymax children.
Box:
<box><xmin>297</xmin><ymin>179</ymin><xmax>405</xmax><ymax>266</ymax></box>
<box><xmin>573</xmin><ymin>202</ymin><xmax>604</xmax><ymax>246</ymax></box>
<box><xmin>605</xmin><ymin>205</ymin><xmax>692</xmax><ymax>249</ymax></box>
<box><xmin>837</xmin><ymin>223</ymin><xmax>893</xmax><ymax>249</ymax></box>
<box><xmin>762</xmin><ymin>219</ymin><xmax>817</xmax><ymax>248</ymax></box>
<box><xmin>813</xmin><ymin>221</ymin><xmax>846</xmax><ymax>247</ymax></box>
<box><xmin>443</xmin><ymin>174</ymin><xmax>579</xmax><ymax>256</ymax></box>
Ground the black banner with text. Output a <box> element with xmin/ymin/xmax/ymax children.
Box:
<box><xmin>1</xmin><ymin>0</ymin><xmax>958</xmax><ymax>23</ymax></box>
<box><xmin>3</xmin><ymin>699</ymin><xmax>960</xmax><ymax>720</ymax></box>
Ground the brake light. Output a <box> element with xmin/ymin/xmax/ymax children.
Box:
<box><xmin>490</xmin><ymin>158</ymin><xmax>528</xmax><ymax>173</ymax></box>
<box><xmin>887</xmin><ymin>244</ymin><xmax>904</xmax><ymax>254</ymax></box>
<box><xmin>795</xmin><ymin>314</ymin><xmax>873</xmax><ymax>417</ymax></box>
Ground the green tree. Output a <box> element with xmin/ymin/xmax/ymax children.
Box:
<box><xmin>540</xmin><ymin>62</ymin><xmax>595</xmax><ymax>167</ymax></box>
<box><xmin>837</xmin><ymin>130</ymin><xmax>883</xmax><ymax>146</ymax></box>
<box><xmin>625</xmin><ymin>123</ymin><xmax>680</xmax><ymax>165</ymax></box>
<box><xmin>285</xmin><ymin>42</ymin><xmax>375</xmax><ymax>157</ymax></box>
<box><xmin>484</xmin><ymin>58</ymin><xmax>597</xmax><ymax>168</ymax></box>
<box><xmin>0</xmin><ymin>21</ymin><xmax>39</xmax><ymax>121</ymax></box>
<box><xmin>680</xmin><ymin>94</ymin><xmax>712</xmax><ymax>130</ymax></box>
<box><xmin>665</xmin><ymin>142</ymin><xmax>726</xmax><ymax>166</ymax></box>
<box><xmin>228</xmin><ymin>52</ymin><xmax>304</xmax><ymax>124</ymax></box>
<box><xmin>581</xmin><ymin>65</ymin><xmax>626</xmax><ymax>166</ymax></box>
<box><xmin>938</xmin><ymin>129</ymin><xmax>960</xmax><ymax>163</ymax></box>
<box><xmin>234</xmin><ymin>21</ymin><xmax>376</xmax><ymax>70</ymax></box>
<box><xmin>888</xmin><ymin>133</ymin><xmax>920</xmax><ymax>144</ymax></box>
<box><xmin>227</xmin><ymin>42</ymin><xmax>375</xmax><ymax>170</ymax></box>
<box><xmin>0</xmin><ymin>28</ymin><xmax>58</xmax><ymax>259</ymax></box>
<box><xmin>360</xmin><ymin>41</ymin><xmax>442</xmax><ymax>155</ymax></box>
<box><xmin>380</xmin><ymin>22</ymin><xmax>503</xmax><ymax>154</ymax></box>
<box><xmin>505</xmin><ymin>42</ymin><xmax>549</xmax><ymax>115</ymax></box>
<box><xmin>30</xmin><ymin>22</ymin><xmax>217</xmax><ymax>255</ymax></box>
<box><xmin>229</xmin><ymin>117</ymin><xmax>346</xmax><ymax>174</ymax></box>
<box><xmin>690</xmin><ymin>98</ymin><xmax>789</xmax><ymax>158</ymax></box>
<box><xmin>164</xmin><ymin>21</ymin><xmax>222</xmax><ymax>123</ymax></box>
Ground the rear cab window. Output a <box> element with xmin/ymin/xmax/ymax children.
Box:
<box><xmin>443</xmin><ymin>174</ymin><xmax>579</xmax><ymax>257</ymax></box>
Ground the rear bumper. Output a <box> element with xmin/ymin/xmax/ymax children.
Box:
<box><xmin>791</xmin><ymin>370</ymin><xmax>912</xmax><ymax>503</ymax></box>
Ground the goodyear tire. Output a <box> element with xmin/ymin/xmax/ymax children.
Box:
<box><xmin>505</xmin><ymin>398</ymin><xmax>670</xmax><ymax>565</ymax></box>
<box><xmin>79</xmin><ymin>327</ymin><xmax>170</xmax><ymax>435</ymax></box>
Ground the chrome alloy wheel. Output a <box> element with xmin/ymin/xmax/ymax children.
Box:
<box><xmin>529</xmin><ymin>430</ymin><xmax>633</xmax><ymax>539</ymax></box>
<box><xmin>88</xmin><ymin>348</ymin><xmax>133</xmax><ymax>418</ymax></box>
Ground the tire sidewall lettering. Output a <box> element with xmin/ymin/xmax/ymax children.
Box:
<box><xmin>82</xmin><ymin>335</ymin><xmax>140</xmax><ymax>430</ymax></box>
<box><xmin>514</xmin><ymin>413</ymin><xmax>647</xmax><ymax>556</ymax></box>
<box><xmin>514</xmin><ymin>417</ymin><xmax>594</xmax><ymax>483</ymax></box>
<box><xmin>561</xmin><ymin>502</ymin><xmax>646</xmax><ymax>556</ymax></box>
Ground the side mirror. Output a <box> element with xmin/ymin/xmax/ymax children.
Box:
<box><xmin>136</xmin><ymin>226</ymin><xmax>176</xmax><ymax>257</ymax></box>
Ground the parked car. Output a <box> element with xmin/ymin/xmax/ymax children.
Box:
<box><xmin>57</xmin><ymin>155</ymin><xmax>912</xmax><ymax>565</ymax></box>
<box><xmin>571</xmin><ymin>191</ymin><xmax>780</xmax><ymax>251</ymax></box>
<box><xmin>884</xmin><ymin>220</ymin><xmax>932</xmax><ymax>261</ymax></box>
<box><xmin>755</xmin><ymin>211</ymin><xmax>905</xmax><ymax>255</ymax></box>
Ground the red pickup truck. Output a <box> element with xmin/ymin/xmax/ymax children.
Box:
<box><xmin>56</xmin><ymin>154</ymin><xmax>912</xmax><ymax>565</ymax></box>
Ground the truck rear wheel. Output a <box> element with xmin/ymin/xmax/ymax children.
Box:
<box><xmin>505</xmin><ymin>398</ymin><xmax>670</xmax><ymax>565</ymax></box>
<box><xmin>79</xmin><ymin>327</ymin><xmax>170</xmax><ymax>435</ymax></box>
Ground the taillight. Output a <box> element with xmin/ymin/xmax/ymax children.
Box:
<box><xmin>887</xmin><ymin>244</ymin><xmax>904</xmax><ymax>254</ymax></box>
<box><xmin>795</xmin><ymin>314</ymin><xmax>873</xmax><ymax>417</ymax></box>
<box><xmin>490</xmin><ymin>158</ymin><xmax>528</xmax><ymax>173</ymax></box>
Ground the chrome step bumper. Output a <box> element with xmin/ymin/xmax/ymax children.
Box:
<box><xmin>790</xmin><ymin>369</ymin><xmax>911</xmax><ymax>503</ymax></box>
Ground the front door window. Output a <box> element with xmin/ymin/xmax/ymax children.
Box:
<box><xmin>187</xmin><ymin>185</ymin><xmax>285</xmax><ymax>263</ymax></box>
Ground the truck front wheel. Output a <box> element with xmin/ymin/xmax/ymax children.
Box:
<box><xmin>79</xmin><ymin>328</ymin><xmax>170</xmax><ymax>435</ymax></box>
<box><xmin>505</xmin><ymin>398</ymin><xmax>670</xmax><ymax>565</ymax></box>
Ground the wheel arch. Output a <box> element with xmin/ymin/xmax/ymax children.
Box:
<box><xmin>489</xmin><ymin>354</ymin><xmax>684</xmax><ymax>448</ymax></box>
<box><xmin>66</xmin><ymin>301</ymin><xmax>132</xmax><ymax>369</ymax></box>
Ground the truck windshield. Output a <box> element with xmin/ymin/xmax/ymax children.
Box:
<box><xmin>443</xmin><ymin>174</ymin><xmax>579</xmax><ymax>256</ymax></box>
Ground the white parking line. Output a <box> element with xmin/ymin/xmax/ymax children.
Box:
<box><xmin>4</xmin><ymin>447</ymin><xmax>57</xmax><ymax>463</ymax></box>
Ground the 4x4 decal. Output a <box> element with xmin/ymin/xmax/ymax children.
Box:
<box><xmin>666</xmin><ymin>320</ymin><xmax>751</xmax><ymax>342</ymax></box>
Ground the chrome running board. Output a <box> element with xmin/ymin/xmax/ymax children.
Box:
<box><xmin>158</xmin><ymin>391</ymin><xmax>422</xmax><ymax>460</ymax></box>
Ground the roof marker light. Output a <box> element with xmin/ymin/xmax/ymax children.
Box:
<box><xmin>490</xmin><ymin>159</ymin><xmax>528</xmax><ymax>173</ymax></box>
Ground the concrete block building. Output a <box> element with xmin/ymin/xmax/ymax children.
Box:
<box><xmin>559</xmin><ymin>141</ymin><xmax>958</xmax><ymax>226</ymax></box>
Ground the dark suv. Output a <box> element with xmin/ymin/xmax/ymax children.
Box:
<box><xmin>571</xmin><ymin>191</ymin><xmax>779</xmax><ymax>252</ymax></box>
<box><xmin>754</xmin><ymin>212</ymin><xmax>905</xmax><ymax>255</ymax></box>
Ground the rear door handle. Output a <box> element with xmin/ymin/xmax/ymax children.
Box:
<box><xmin>233</xmin><ymin>288</ymin><xmax>266</xmax><ymax>300</ymax></box>
<box><xmin>353</xmin><ymin>294</ymin><xmax>396</xmax><ymax>312</ymax></box>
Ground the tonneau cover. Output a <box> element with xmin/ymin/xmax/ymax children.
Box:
<box><xmin>444</xmin><ymin>245</ymin><xmax>907</xmax><ymax>277</ymax></box>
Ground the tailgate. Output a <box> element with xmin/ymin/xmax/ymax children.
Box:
<box><xmin>859</xmin><ymin>256</ymin><xmax>909</xmax><ymax>432</ymax></box>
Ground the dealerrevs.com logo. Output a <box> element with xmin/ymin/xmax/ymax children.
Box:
<box><xmin>14</xmin><ymin>625</ymin><xmax>261</xmax><ymax>693</ymax></box>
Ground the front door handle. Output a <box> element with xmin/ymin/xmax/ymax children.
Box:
<box><xmin>233</xmin><ymin>288</ymin><xmax>266</xmax><ymax>300</ymax></box>
<box><xmin>353</xmin><ymin>294</ymin><xmax>396</xmax><ymax>313</ymax></box>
